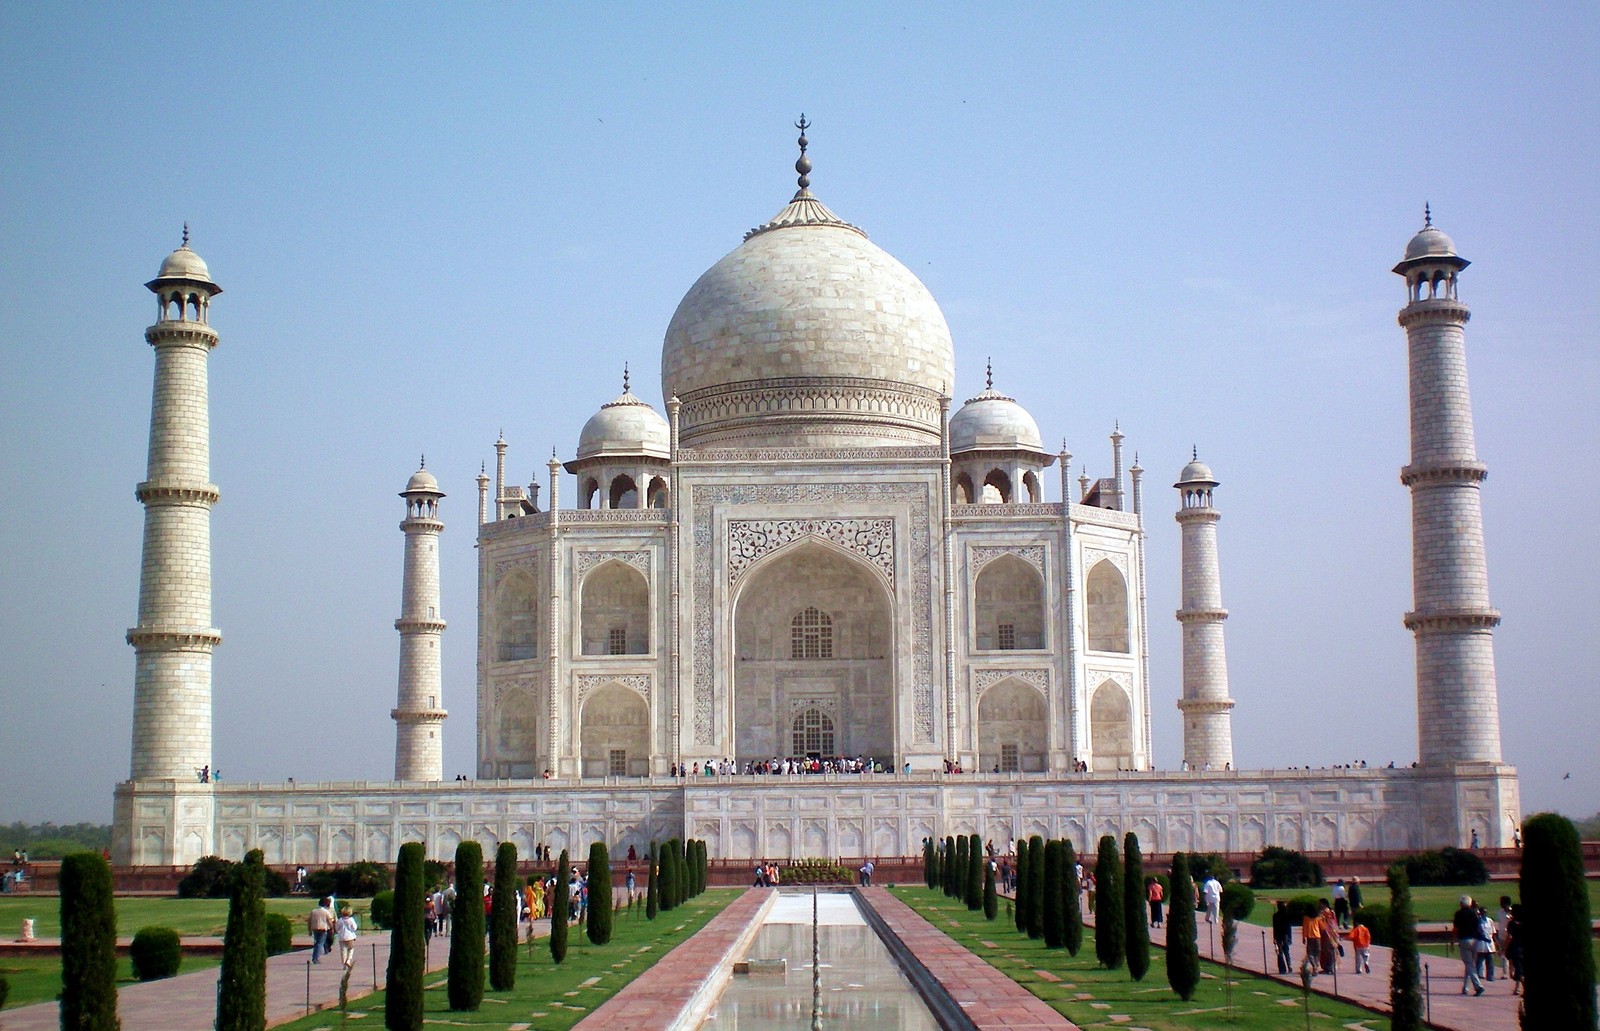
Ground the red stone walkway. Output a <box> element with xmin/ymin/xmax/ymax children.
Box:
<box><xmin>1</xmin><ymin>930</ymin><xmax>457</xmax><ymax>1030</ymax></box>
<box><xmin>574</xmin><ymin>887</ymin><xmax>772</xmax><ymax>1030</ymax></box>
<box><xmin>862</xmin><ymin>887</ymin><xmax>1079</xmax><ymax>1030</ymax></box>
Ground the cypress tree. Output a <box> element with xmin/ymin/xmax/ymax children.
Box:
<box><xmin>1520</xmin><ymin>812</ymin><xmax>1597</xmax><ymax>1031</ymax></box>
<box><xmin>965</xmin><ymin>833</ymin><xmax>983</xmax><ymax>910</ymax></box>
<box><xmin>59</xmin><ymin>851</ymin><xmax>118</xmax><ymax>1031</ymax></box>
<box><xmin>1026</xmin><ymin>836</ymin><xmax>1045</xmax><ymax>939</ymax></box>
<box><xmin>1387</xmin><ymin>863</ymin><xmax>1422</xmax><ymax>1031</ymax></box>
<box><xmin>1165</xmin><ymin>853</ymin><xmax>1199</xmax><ymax>1000</ymax></box>
<box><xmin>217</xmin><ymin>848</ymin><xmax>267</xmax><ymax>1031</ymax></box>
<box><xmin>982</xmin><ymin>858</ymin><xmax>998</xmax><ymax>920</ymax></box>
<box><xmin>1093</xmin><ymin>835</ymin><xmax>1124</xmax><ymax>969</ymax></box>
<box><xmin>684</xmin><ymin>840</ymin><xmax>697</xmax><ymax>897</ymax></box>
<box><xmin>923</xmin><ymin>837</ymin><xmax>935</xmax><ymax>889</ymax></box>
<box><xmin>1042</xmin><ymin>839</ymin><xmax>1065</xmax><ymax>948</ymax></box>
<box><xmin>587</xmin><ymin>842</ymin><xmax>613</xmax><ymax>945</ymax></box>
<box><xmin>489</xmin><ymin>843</ymin><xmax>518</xmax><ymax>991</ymax></box>
<box><xmin>1123</xmin><ymin>832</ymin><xmax>1150</xmax><ymax>981</ymax></box>
<box><xmin>658</xmin><ymin>838</ymin><xmax>676</xmax><ymax>911</ymax></box>
<box><xmin>692</xmin><ymin>839</ymin><xmax>705</xmax><ymax>896</ymax></box>
<box><xmin>549</xmin><ymin>849</ymin><xmax>570</xmax><ymax>964</ymax></box>
<box><xmin>948</xmin><ymin>836</ymin><xmax>962</xmax><ymax>897</ymax></box>
<box><xmin>644</xmin><ymin>842</ymin><xmax>659</xmax><ymax>920</ymax></box>
<box><xmin>447</xmin><ymin>840</ymin><xmax>485</xmax><ymax>1011</ymax></box>
<box><xmin>1014</xmin><ymin>839</ymin><xmax>1030</xmax><ymax>934</ymax></box>
<box><xmin>385</xmin><ymin>842</ymin><xmax>427</xmax><ymax>1031</ymax></box>
<box><xmin>1062</xmin><ymin>841</ymin><xmax>1083</xmax><ymax>956</ymax></box>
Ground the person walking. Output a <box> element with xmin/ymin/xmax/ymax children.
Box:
<box><xmin>1332</xmin><ymin>879</ymin><xmax>1350</xmax><ymax>928</ymax></box>
<box><xmin>1475</xmin><ymin>904</ymin><xmax>1497</xmax><ymax>982</ymax></box>
<box><xmin>335</xmin><ymin>905</ymin><xmax>359</xmax><ymax>969</ymax></box>
<box><xmin>1271</xmin><ymin>900</ymin><xmax>1294</xmax><ymax>974</ymax></box>
<box><xmin>1300</xmin><ymin>905</ymin><xmax>1323</xmax><ymax>973</ymax></box>
<box><xmin>1349</xmin><ymin>921</ymin><xmax>1372</xmax><ymax>973</ymax></box>
<box><xmin>1318</xmin><ymin>900</ymin><xmax>1340</xmax><ymax>974</ymax></box>
<box><xmin>307</xmin><ymin>897</ymin><xmax>334</xmax><ymax>963</ymax></box>
<box><xmin>1502</xmin><ymin>904</ymin><xmax>1524</xmax><ymax>995</ymax></box>
<box><xmin>1452</xmin><ymin>895</ymin><xmax>1486</xmax><ymax>995</ymax></box>
<box><xmin>1201</xmin><ymin>874</ymin><xmax>1222</xmax><ymax>924</ymax></box>
<box><xmin>1146</xmin><ymin>876</ymin><xmax>1164</xmax><ymax>927</ymax></box>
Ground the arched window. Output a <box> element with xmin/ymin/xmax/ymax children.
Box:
<box><xmin>496</xmin><ymin>574</ymin><xmax>538</xmax><ymax>661</ymax></box>
<box><xmin>982</xmin><ymin>469</ymin><xmax>1011</xmax><ymax>504</ymax></box>
<box><xmin>973</xmin><ymin>555</ymin><xmax>1045</xmax><ymax>650</ymax></box>
<box><xmin>954</xmin><ymin>472</ymin><xmax>974</xmax><ymax>505</ymax></box>
<box><xmin>790</xmin><ymin>607</ymin><xmax>833</xmax><ymax>659</ymax></box>
<box><xmin>581</xmin><ymin>478</ymin><xmax>599</xmax><ymax>510</ymax></box>
<box><xmin>647</xmin><ymin>476</ymin><xmax>670</xmax><ymax>508</ymax></box>
<box><xmin>792</xmin><ymin>707</ymin><xmax>835</xmax><ymax>757</ymax></box>
<box><xmin>609</xmin><ymin>474</ymin><xmax>638</xmax><ymax>509</ymax></box>
<box><xmin>581</xmin><ymin>561</ymin><xmax>649</xmax><ymax>655</ymax></box>
<box><xmin>1085</xmin><ymin>560</ymin><xmax>1130</xmax><ymax>652</ymax></box>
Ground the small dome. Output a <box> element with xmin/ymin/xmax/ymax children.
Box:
<box><xmin>404</xmin><ymin>467</ymin><xmax>441</xmax><ymax>494</ymax></box>
<box><xmin>1403</xmin><ymin>225</ymin><xmax>1457</xmax><ymax>263</ymax></box>
<box><xmin>157</xmin><ymin>245</ymin><xmax>213</xmax><ymax>283</ymax></box>
<box><xmin>576</xmin><ymin>387</ymin><xmax>670</xmax><ymax>462</ymax></box>
<box><xmin>949</xmin><ymin>387</ymin><xmax>1044</xmax><ymax>455</ymax></box>
<box><xmin>1176</xmin><ymin>456</ymin><xmax>1216</xmax><ymax>487</ymax></box>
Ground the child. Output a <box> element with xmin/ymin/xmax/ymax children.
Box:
<box><xmin>336</xmin><ymin>906</ymin><xmax>359</xmax><ymax>969</ymax></box>
<box><xmin>1349</xmin><ymin>922</ymin><xmax>1372</xmax><ymax>973</ymax></box>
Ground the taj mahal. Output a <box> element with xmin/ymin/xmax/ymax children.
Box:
<box><xmin>112</xmin><ymin>125</ymin><xmax>1520</xmax><ymax>868</ymax></box>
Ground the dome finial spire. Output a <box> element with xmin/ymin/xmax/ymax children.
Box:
<box><xmin>794</xmin><ymin>113</ymin><xmax>812</xmax><ymax>192</ymax></box>
<box><xmin>985</xmin><ymin>357</ymin><xmax>993</xmax><ymax>390</ymax></box>
<box><xmin>1423</xmin><ymin>202</ymin><xmax>1432</xmax><ymax>229</ymax></box>
<box><xmin>1192</xmin><ymin>444</ymin><xmax>1198</xmax><ymax>461</ymax></box>
<box><xmin>181</xmin><ymin>222</ymin><xmax>190</xmax><ymax>248</ymax></box>
<box><xmin>419</xmin><ymin>453</ymin><xmax>426</xmax><ymax>469</ymax></box>
<box><xmin>623</xmin><ymin>362</ymin><xmax>630</xmax><ymax>394</ymax></box>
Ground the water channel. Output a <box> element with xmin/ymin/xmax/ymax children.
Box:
<box><xmin>698</xmin><ymin>891</ymin><xmax>941</xmax><ymax>1031</ymax></box>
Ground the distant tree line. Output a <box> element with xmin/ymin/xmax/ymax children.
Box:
<box><xmin>1</xmin><ymin>822</ymin><xmax>111</xmax><ymax>858</ymax></box>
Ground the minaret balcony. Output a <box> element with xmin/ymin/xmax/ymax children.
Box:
<box><xmin>1399</xmin><ymin>461</ymin><xmax>1487</xmax><ymax>487</ymax></box>
<box><xmin>136</xmin><ymin>480</ymin><xmax>220</xmax><ymax>505</ymax></box>
<box><xmin>1175</xmin><ymin>608</ymin><xmax>1228</xmax><ymax>623</ymax></box>
<box><xmin>1397</xmin><ymin>299</ymin><xmax>1470</xmax><ymax>327</ymax></box>
<box><xmin>1403</xmin><ymin>608</ymin><xmax>1501</xmax><ymax>633</ymax></box>
<box><xmin>394</xmin><ymin>617</ymin><xmax>448</xmax><ymax>633</ymax></box>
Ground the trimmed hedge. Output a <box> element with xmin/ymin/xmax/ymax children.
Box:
<box><xmin>386</xmin><ymin>842</ymin><xmax>427</xmax><ymax>1031</ymax></box>
<box><xmin>1062</xmin><ymin>840</ymin><xmax>1083</xmax><ymax>957</ymax></box>
<box><xmin>490</xmin><ymin>842</ymin><xmax>520</xmax><ymax>991</ymax></box>
<box><xmin>1520</xmin><ymin>812</ymin><xmax>1598</xmax><ymax>1030</ymax></box>
<box><xmin>1093</xmin><ymin>835</ymin><xmax>1124</xmax><ymax>969</ymax></box>
<box><xmin>1042</xmin><ymin>840</ymin><xmax>1065</xmax><ymax>948</ymax></box>
<box><xmin>645</xmin><ymin>842</ymin><xmax>658</xmax><ymax>920</ymax></box>
<box><xmin>131</xmin><ymin>926</ymin><xmax>182</xmax><ymax>981</ymax></box>
<box><xmin>1387</xmin><ymin>865</ymin><xmax>1423</xmax><ymax>1031</ymax></box>
<box><xmin>1220</xmin><ymin>882</ymin><xmax>1255</xmax><ymax>922</ymax></box>
<box><xmin>216</xmin><ymin>848</ymin><xmax>266</xmax><ymax>1030</ymax></box>
<box><xmin>305</xmin><ymin>860</ymin><xmax>392</xmax><ymax>899</ymax></box>
<box><xmin>1250</xmin><ymin>846</ymin><xmax>1322</xmax><ymax>889</ymax></box>
<box><xmin>1124</xmin><ymin>832</ymin><xmax>1150</xmax><ymax>981</ymax></box>
<box><xmin>1400</xmin><ymin>846</ymin><xmax>1488</xmax><ymax>887</ymax></box>
<box><xmin>982</xmin><ymin>859</ymin><xmax>997</xmax><ymax>920</ymax></box>
<box><xmin>371</xmin><ymin>889</ymin><xmax>396</xmax><ymax>930</ymax></box>
<box><xmin>60</xmin><ymin>851</ymin><xmax>118</xmax><ymax>1030</ymax></box>
<box><xmin>265</xmin><ymin>913</ymin><xmax>294</xmax><ymax>955</ymax></box>
<box><xmin>783</xmin><ymin>858</ymin><xmax>853</xmax><ymax>884</ymax></box>
<box><xmin>586</xmin><ymin>842</ymin><xmax>613</xmax><ymax>945</ymax></box>
<box><xmin>550</xmin><ymin>849</ymin><xmax>570</xmax><ymax>964</ymax></box>
<box><xmin>178</xmin><ymin>855</ymin><xmax>290</xmax><ymax>899</ymax></box>
<box><xmin>447</xmin><ymin>841</ymin><xmax>485</xmax><ymax>1011</ymax></box>
<box><xmin>1166</xmin><ymin>853</ymin><xmax>1199</xmax><ymax>1001</ymax></box>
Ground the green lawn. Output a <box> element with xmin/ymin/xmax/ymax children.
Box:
<box><xmin>0</xmin><ymin>954</ymin><xmax>221</xmax><ymax>1010</ymax></box>
<box><xmin>273</xmin><ymin>890</ymin><xmax>735</xmax><ymax>1031</ymax></box>
<box><xmin>0</xmin><ymin>895</ymin><xmax>370</xmax><ymax>939</ymax></box>
<box><xmin>1249</xmin><ymin>878</ymin><xmax>1600</xmax><ymax>925</ymax></box>
<box><xmin>893</xmin><ymin>887</ymin><xmax>1386</xmax><ymax>1031</ymax></box>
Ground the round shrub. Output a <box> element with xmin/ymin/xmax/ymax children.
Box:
<box><xmin>264</xmin><ymin>913</ymin><xmax>293</xmax><ymax>955</ymax></box>
<box><xmin>371</xmin><ymin>889</ymin><xmax>396</xmax><ymax>929</ymax></box>
<box><xmin>1220</xmin><ymin>882</ymin><xmax>1255</xmax><ymax>922</ymax></box>
<box><xmin>1250</xmin><ymin>846</ymin><xmax>1322</xmax><ymax>888</ymax></box>
<box><xmin>130</xmin><ymin>926</ymin><xmax>182</xmax><ymax>981</ymax></box>
<box><xmin>177</xmin><ymin>855</ymin><xmax>235</xmax><ymax>898</ymax></box>
<box><xmin>1285</xmin><ymin>894</ymin><xmax>1321</xmax><ymax>924</ymax></box>
<box><xmin>1352</xmin><ymin>903</ymin><xmax>1392</xmax><ymax>947</ymax></box>
<box><xmin>1401</xmin><ymin>847</ymin><xmax>1487</xmax><ymax>887</ymax></box>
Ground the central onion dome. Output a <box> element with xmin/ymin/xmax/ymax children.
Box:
<box><xmin>661</xmin><ymin>120</ymin><xmax>955</xmax><ymax>448</ymax></box>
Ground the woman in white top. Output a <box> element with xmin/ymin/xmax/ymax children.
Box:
<box><xmin>336</xmin><ymin>906</ymin><xmax>360</xmax><ymax>969</ymax></box>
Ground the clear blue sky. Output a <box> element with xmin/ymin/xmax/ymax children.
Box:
<box><xmin>2</xmin><ymin>4</ymin><xmax>1595</xmax><ymax>824</ymax></box>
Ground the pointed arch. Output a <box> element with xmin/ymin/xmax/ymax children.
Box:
<box><xmin>496</xmin><ymin>571</ymin><xmax>539</xmax><ymax>661</ymax></box>
<box><xmin>647</xmin><ymin>476</ymin><xmax>670</xmax><ymax>508</ymax></box>
<box><xmin>608</xmin><ymin>474</ymin><xmax>638</xmax><ymax>509</ymax></box>
<box><xmin>973</xmin><ymin>554</ymin><xmax>1045</xmax><ymax>651</ymax></box>
<box><xmin>954</xmin><ymin>471</ymin><xmax>975</xmax><ymax>505</ymax></box>
<box><xmin>581</xmin><ymin>477</ymin><xmax>600</xmax><ymax>510</ymax></box>
<box><xmin>1089</xmin><ymin>679</ymin><xmax>1133</xmax><ymax>771</ymax></box>
<box><xmin>981</xmin><ymin>469</ymin><xmax>1011</xmax><ymax>504</ymax></box>
<box><xmin>976</xmin><ymin>677</ymin><xmax>1047</xmax><ymax>772</ymax></box>
<box><xmin>579</xmin><ymin>682</ymin><xmax>649</xmax><ymax>777</ymax></box>
<box><xmin>1085</xmin><ymin>560</ymin><xmax>1130</xmax><ymax>652</ymax></box>
<box><xmin>580</xmin><ymin>560</ymin><xmax>649</xmax><ymax>655</ymax></box>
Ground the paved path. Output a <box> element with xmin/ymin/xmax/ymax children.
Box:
<box><xmin>862</xmin><ymin>887</ymin><xmax>1078</xmax><ymax>1030</ymax></box>
<box><xmin>2</xmin><ymin>929</ymin><xmax>462</xmax><ymax>1030</ymax></box>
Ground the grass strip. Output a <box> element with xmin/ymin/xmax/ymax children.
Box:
<box><xmin>271</xmin><ymin>889</ymin><xmax>734</xmax><ymax>1030</ymax></box>
<box><xmin>0</xmin><ymin>954</ymin><xmax>221</xmax><ymax>1010</ymax></box>
<box><xmin>892</xmin><ymin>886</ymin><xmax>1385</xmax><ymax>1031</ymax></box>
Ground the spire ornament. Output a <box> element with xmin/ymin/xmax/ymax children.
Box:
<box><xmin>1423</xmin><ymin>202</ymin><xmax>1432</xmax><ymax>229</ymax></box>
<box><xmin>623</xmin><ymin>362</ymin><xmax>630</xmax><ymax>394</ymax></box>
<box><xmin>985</xmin><ymin>357</ymin><xmax>993</xmax><ymax>390</ymax></box>
<box><xmin>181</xmin><ymin>222</ymin><xmax>190</xmax><ymax>248</ymax></box>
<box><xmin>795</xmin><ymin>114</ymin><xmax>812</xmax><ymax>191</ymax></box>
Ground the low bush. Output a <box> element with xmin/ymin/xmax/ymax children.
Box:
<box><xmin>424</xmin><ymin>859</ymin><xmax>449</xmax><ymax>889</ymax></box>
<box><xmin>1284</xmin><ymin>894</ymin><xmax>1322</xmax><ymax>923</ymax></box>
<box><xmin>1182</xmin><ymin>853</ymin><xmax>1232</xmax><ymax>888</ymax></box>
<box><xmin>130</xmin><ymin>926</ymin><xmax>182</xmax><ymax>981</ymax></box>
<box><xmin>783</xmin><ymin>858</ymin><xmax>853</xmax><ymax>884</ymax></box>
<box><xmin>305</xmin><ymin>860</ymin><xmax>393</xmax><ymax>899</ymax></box>
<box><xmin>1353</xmin><ymin>903</ymin><xmax>1393</xmax><ymax>947</ymax></box>
<box><xmin>1250</xmin><ymin>846</ymin><xmax>1323</xmax><ymax>889</ymax></box>
<box><xmin>264</xmin><ymin>914</ymin><xmax>293</xmax><ymax>955</ymax></box>
<box><xmin>1400</xmin><ymin>847</ymin><xmax>1488</xmax><ymax>887</ymax></box>
<box><xmin>1220</xmin><ymin>882</ymin><xmax>1256</xmax><ymax>922</ymax></box>
<box><xmin>371</xmin><ymin>889</ymin><xmax>396</xmax><ymax>929</ymax></box>
<box><xmin>176</xmin><ymin>855</ymin><xmax>288</xmax><ymax>898</ymax></box>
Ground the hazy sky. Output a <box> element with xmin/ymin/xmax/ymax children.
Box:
<box><xmin>2</xmin><ymin>4</ymin><xmax>1595</xmax><ymax>825</ymax></box>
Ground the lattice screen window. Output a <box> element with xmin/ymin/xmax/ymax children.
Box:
<box><xmin>608</xmin><ymin>626</ymin><xmax>627</xmax><ymax>655</ymax></box>
<box><xmin>608</xmin><ymin>749</ymin><xmax>627</xmax><ymax>776</ymax></box>
<box><xmin>998</xmin><ymin>623</ymin><xmax>1017</xmax><ymax>650</ymax></box>
<box><xmin>1001</xmin><ymin>743</ymin><xmax>1020</xmax><ymax>772</ymax></box>
<box><xmin>790</xmin><ymin>607</ymin><xmax>834</xmax><ymax>659</ymax></box>
<box><xmin>792</xmin><ymin>707</ymin><xmax>836</xmax><ymax>756</ymax></box>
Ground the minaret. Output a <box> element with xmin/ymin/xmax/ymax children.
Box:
<box><xmin>393</xmin><ymin>460</ymin><xmax>447</xmax><ymax>780</ymax></box>
<box><xmin>1109</xmin><ymin>423</ymin><xmax>1126</xmax><ymax>510</ymax></box>
<box><xmin>1395</xmin><ymin>209</ymin><xmax>1502</xmax><ymax>767</ymax></box>
<box><xmin>1175</xmin><ymin>450</ymin><xmax>1234</xmax><ymax>770</ymax></box>
<box><xmin>128</xmin><ymin>228</ymin><xmax>223</xmax><ymax>784</ymax></box>
<box><xmin>476</xmin><ymin>463</ymin><xmax>490</xmax><ymax>525</ymax></box>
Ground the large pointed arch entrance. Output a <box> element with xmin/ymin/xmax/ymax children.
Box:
<box><xmin>731</xmin><ymin>541</ymin><xmax>895</xmax><ymax>763</ymax></box>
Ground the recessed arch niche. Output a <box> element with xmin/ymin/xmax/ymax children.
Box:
<box><xmin>972</xmin><ymin>554</ymin><xmax>1045</xmax><ymax>651</ymax></box>
<box><xmin>579</xmin><ymin>683</ymin><xmax>649</xmax><ymax>777</ymax></box>
<box><xmin>1089</xmin><ymin>679</ymin><xmax>1133</xmax><ymax>771</ymax></box>
<box><xmin>976</xmin><ymin>678</ymin><xmax>1047</xmax><ymax>772</ymax></box>
<box><xmin>580</xmin><ymin>561</ymin><xmax>649</xmax><ymax>655</ymax></box>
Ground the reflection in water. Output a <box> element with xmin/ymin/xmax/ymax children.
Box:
<box><xmin>699</xmin><ymin>893</ymin><xmax>940</xmax><ymax>1031</ymax></box>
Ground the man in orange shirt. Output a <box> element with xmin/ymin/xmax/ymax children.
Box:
<box><xmin>1349</xmin><ymin>922</ymin><xmax>1373</xmax><ymax>973</ymax></box>
<box><xmin>1301</xmin><ymin>908</ymin><xmax>1323</xmax><ymax>973</ymax></box>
